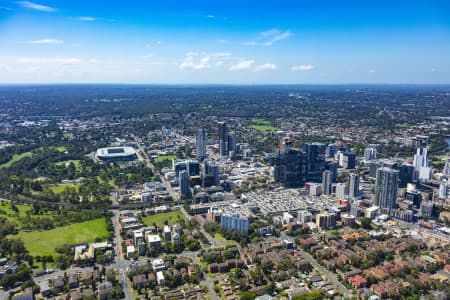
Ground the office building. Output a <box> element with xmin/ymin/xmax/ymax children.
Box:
<box><xmin>364</xmin><ymin>147</ymin><xmax>377</xmax><ymax>161</ymax></box>
<box><xmin>304</xmin><ymin>142</ymin><xmax>326</xmax><ymax>181</ymax></box>
<box><xmin>326</xmin><ymin>161</ymin><xmax>338</xmax><ymax>183</ymax></box>
<box><xmin>421</xmin><ymin>201</ymin><xmax>434</xmax><ymax>218</ymax></box>
<box><xmin>405</xmin><ymin>190</ymin><xmax>422</xmax><ymax>207</ymax></box>
<box><xmin>309</xmin><ymin>183</ymin><xmax>322</xmax><ymax>196</ymax></box>
<box><xmin>443</xmin><ymin>159</ymin><xmax>450</xmax><ymax>176</ymax></box>
<box><xmin>274</xmin><ymin>139</ymin><xmax>306</xmax><ymax>188</ymax></box>
<box><xmin>218</xmin><ymin>122</ymin><xmax>228</xmax><ymax>157</ymax></box>
<box><xmin>349</xmin><ymin>173</ymin><xmax>359</xmax><ymax>200</ymax></box>
<box><xmin>326</xmin><ymin>143</ymin><xmax>337</xmax><ymax>158</ymax></box>
<box><xmin>335</xmin><ymin>182</ymin><xmax>346</xmax><ymax>200</ymax></box>
<box><xmin>322</xmin><ymin>170</ymin><xmax>332</xmax><ymax>195</ymax></box>
<box><xmin>374</xmin><ymin>167</ymin><xmax>399</xmax><ymax>210</ymax></box>
<box><xmin>316</xmin><ymin>212</ymin><xmax>336</xmax><ymax>230</ymax></box>
<box><xmin>196</xmin><ymin>128</ymin><xmax>207</xmax><ymax>160</ymax></box>
<box><xmin>179</xmin><ymin>170</ymin><xmax>191</xmax><ymax>199</ymax></box>
<box><xmin>209</xmin><ymin>164</ymin><xmax>220</xmax><ymax>186</ymax></box>
<box><xmin>227</xmin><ymin>132</ymin><xmax>237</xmax><ymax>154</ymax></box>
<box><xmin>439</xmin><ymin>178</ymin><xmax>449</xmax><ymax>199</ymax></box>
<box><xmin>341</xmin><ymin>213</ymin><xmax>356</xmax><ymax>227</ymax></box>
<box><xmin>220</xmin><ymin>214</ymin><xmax>249</xmax><ymax>234</ymax></box>
<box><xmin>341</xmin><ymin>152</ymin><xmax>356</xmax><ymax>169</ymax></box>
<box><xmin>297</xmin><ymin>210</ymin><xmax>313</xmax><ymax>224</ymax></box>
<box><xmin>413</xmin><ymin>147</ymin><xmax>432</xmax><ymax>182</ymax></box>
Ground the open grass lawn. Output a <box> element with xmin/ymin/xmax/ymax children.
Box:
<box><xmin>49</xmin><ymin>183</ymin><xmax>80</xmax><ymax>194</ymax></box>
<box><xmin>141</xmin><ymin>210</ymin><xmax>185</xmax><ymax>227</ymax></box>
<box><xmin>55</xmin><ymin>159</ymin><xmax>81</xmax><ymax>171</ymax></box>
<box><xmin>154</xmin><ymin>155</ymin><xmax>177</xmax><ymax>163</ymax></box>
<box><xmin>213</xmin><ymin>233</ymin><xmax>238</xmax><ymax>246</ymax></box>
<box><xmin>248</xmin><ymin>125</ymin><xmax>279</xmax><ymax>132</ymax></box>
<box><xmin>0</xmin><ymin>152</ymin><xmax>33</xmax><ymax>168</ymax></box>
<box><xmin>55</xmin><ymin>146</ymin><xmax>67</xmax><ymax>152</ymax></box>
<box><xmin>251</xmin><ymin>118</ymin><xmax>271</xmax><ymax>126</ymax></box>
<box><xmin>15</xmin><ymin>218</ymin><xmax>110</xmax><ymax>257</ymax></box>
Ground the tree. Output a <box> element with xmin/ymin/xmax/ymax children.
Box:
<box><xmin>360</xmin><ymin>217</ymin><xmax>372</xmax><ymax>229</ymax></box>
<box><xmin>240</xmin><ymin>291</ymin><xmax>256</xmax><ymax>300</ymax></box>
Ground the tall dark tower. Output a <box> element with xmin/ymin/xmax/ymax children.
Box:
<box><xmin>304</xmin><ymin>142</ymin><xmax>326</xmax><ymax>182</ymax></box>
<box><xmin>218</xmin><ymin>122</ymin><xmax>228</xmax><ymax>157</ymax></box>
<box><xmin>274</xmin><ymin>138</ymin><xmax>306</xmax><ymax>188</ymax></box>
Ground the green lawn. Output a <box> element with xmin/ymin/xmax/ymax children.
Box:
<box><xmin>154</xmin><ymin>155</ymin><xmax>177</xmax><ymax>163</ymax></box>
<box><xmin>251</xmin><ymin>118</ymin><xmax>271</xmax><ymax>126</ymax></box>
<box><xmin>55</xmin><ymin>159</ymin><xmax>81</xmax><ymax>171</ymax></box>
<box><xmin>141</xmin><ymin>210</ymin><xmax>185</xmax><ymax>227</ymax></box>
<box><xmin>213</xmin><ymin>233</ymin><xmax>237</xmax><ymax>246</ymax></box>
<box><xmin>15</xmin><ymin>218</ymin><xmax>110</xmax><ymax>257</ymax></box>
<box><xmin>248</xmin><ymin>125</ymin><xmax>279</xmax><ymax>132</ymax></box>
<box><xmin>49</xmin><ymin>183</ymin><xmax>80</xmax><ymax>194</ymax></box>
<box><xmin>0</xmin><ymin>152</ymin><xmax>33</xmax><ymax>168</ymax></box>
<box><xmin>55</xmin><ymin>146</ymin><xmax>67</xmax><ymax>152</ymax></box>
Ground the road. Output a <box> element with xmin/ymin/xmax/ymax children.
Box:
<box><xmin>111</xmin><ymin>209</ymin><xmax>134</xmax><ymax>300</ymax></box>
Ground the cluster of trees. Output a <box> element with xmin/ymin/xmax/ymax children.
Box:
<box><xmin>0</xmin><ymin>216</ymin><xmax>17</xmax><ymax>237</ymax></box>
<box><xmin>0</xmin><ymin>264</ymin><xmax>33</xmax><ymax>290</ymax></box>
<box><xmin>0</xmin><ymin>238</ymin><xmax>28</xmax><ymax>262</ymax></box>
<box><xmin>16</xmin><ymin>206</ymin><xmax>111</xmax><ymax>231</ymax></box>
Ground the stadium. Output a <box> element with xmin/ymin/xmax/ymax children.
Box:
<box><xmin>96</xmin><ymin>146</ymin><xmax>138</xmax><ymax>162</ymax></box>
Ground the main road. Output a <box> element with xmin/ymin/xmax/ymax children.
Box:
<box><xmin>111</xmin><ymin>209</ymin><xmax>134</xmax><ymax>300</ymax></box>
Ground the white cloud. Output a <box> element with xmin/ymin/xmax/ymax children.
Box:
<box><xmin>291</xmin><ymin>64</ymin><xmax>315</xmax><ymax>71</ymax></box>
<box><xmin>244</xmin><ymin>29</ymin><xmax>292</xmax><ymax>47</ymax></box>
<box><xmin>229</xmin><ymin>59</ymin><xmax>255</xmax><ymax>71</ymax></box>
<box><xmin>255</xmin><ymin>63</ymin><xmax>277</xmax><ymax>72</ymax></box>
<box><xmin>179</xmin><ymin>52</ymin><xmax>231</xmax><ymax>70</ymax></box>
<box><xmin>207</xmin><ymin>15</ymin><xmax>215</xmax><ymax>18</ymax></box>
<box><xmin>22</xmin><ymin>39</ymin><xmax>64</xmax><ymax>44</ymax></box>
<box><xmin>368</xmin><ymin>69</ymin><xmax>376</xmax><ymax>73</ymax></box>
<box><xmin>16</xmin><ymin>1</ymin><xmax>55</xmax><ymax>12</ymax></box>
<box><xmin>78</xmin><ymin>16</ymin><xmax>96</xmax><ymax>21</ymax></box>
<box><xmin>16</xmin><ymin>57</ymin><xmax>81</xmax><ymax>64</ymax></box>
<box><xmin>138</xmin><ymin>53</ymin><xmax>154</xmax><ymax>59</ymax></box>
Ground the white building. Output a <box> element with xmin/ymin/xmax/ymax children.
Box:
<box><xmin>413</xmin><ymin>147</ymin><xmax>432</xmax><ymax>182</ymax></box>
<box><xmin>283</xmin><ymin>212</ymin><xmax>294</xmax><ymax>224</ymax></box>
<box><xmin>335</xmin><ymin>183</ymin><xmax>346</xmax><ymax>200</ymax></box>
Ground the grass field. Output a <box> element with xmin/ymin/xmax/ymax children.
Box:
<box><xmin>0</xmin><ymin>152</ymin><xmax>33</xmax><ymax>168</ymax></box>
<box><xmin>213</xmin><ymin>233</ymin><xmax>237</xmax><ymax>246</ymax></box>
<box><xmin>248</xmin><ymin>125</ymin><xmax>279</xmax><ymax>132</ymax></box>
<box><xmin>15</xmin><ymin>218</ymin><xmax>110</xmax><ymax>257</ymax></box>
<box><xmin>251</xmin><ymin>118</ymin><xmax>271</xmax><ymax>126</ymax></box>
<box><xmin>55</xmin><ymin>159</ymin><xmax>81</xmax><ymax>171</ymax></box>
<box><xmin>49</xmin><ymin>183</ymin><xmax>81</xmax><ymax>194</ymax></box>
<box><xmin>55</xmin><ymin>146</ymin><xmax>67</xmax><ymax>152</ymax></box>
<box><xmin>154</xmin><ymin>155</ymin><xmax>177</xmax><ymax>163</ymax></box>
<box><xmin>141</xmin><ymin>210</ymin><xmax>185</xmax><ymax>227</ymax></box>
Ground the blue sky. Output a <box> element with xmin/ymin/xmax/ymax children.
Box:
<box><xmin>0</xmin><ymin>0</ymin><xmax>449</xmax><ymax>83</ymax></box>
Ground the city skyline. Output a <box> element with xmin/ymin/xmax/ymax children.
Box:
<box><xmin>1</xmin><ymin>0</ymin><xmax>450</xmax><ymax>84</ymax></box>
